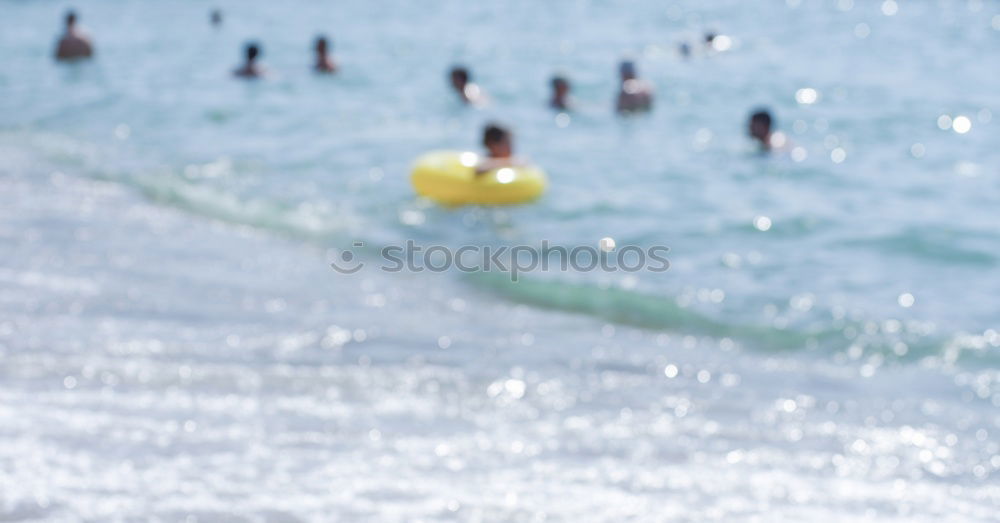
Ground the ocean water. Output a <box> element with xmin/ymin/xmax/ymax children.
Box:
<box><xmin>1</xmin><ymin>0</ymin><xmax>999</xmax><ymax>520</ymax></box>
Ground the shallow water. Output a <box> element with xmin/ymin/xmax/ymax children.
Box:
<box><xmin>1</xmin><ymin>0</ymin><xmax>999</xmax><ymax>520</ymax></box>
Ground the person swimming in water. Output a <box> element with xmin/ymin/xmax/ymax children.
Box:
<box><xmin>210</xmin><ymin>9</ymin><xmax>223</xmax><ymax>27</ymax></box>
<box><xmin>678</xmin><ymin>41</ymin><xmax>692</xmax><ymax>59</ymax></box>
<box><xmin>54</xmin><ymin>10</ymin><xmax>94</xmax><ymax>61</ymax></box>
<box><xmin>449</xmin><ymin>66</ymin><xmax>486</xmax><ymax>105</ymax></box>
<box><xmin>615</xmin><ymin>60</ymin><xmax>653</xmax><ymax>113</ymax></box>
<box><xmin>748</xmin><ymin>109</ymin><xmax>773</xmax><ymax>149</ymax></box>
<box><xmin>234</xmin><ymin>42</ymin><xmax>265</xmax><ymax>78</ymax></box>
<box><xmin>476</xmin><ymin>123</ymin><xmax>523</xmax><ymax>174</ymax></box>
<box><xmin>748</xmin><ymin>108</ymin><xmax>788</xmax><ymax>151</ymax></box>
<box><xmin>550</xmin><ymin>75</ymin><xmax>572</xmax><ymax>111</ymax></box>
<box><xmin>314</xmin><ymin>36</ymin><xmax>337</xmax><ymax>73</ymax></box>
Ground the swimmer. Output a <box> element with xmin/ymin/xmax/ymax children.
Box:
<box><xmin>748</xmin><ymin>108</ymin><xmax>788</xmax><ymax>151</ymax></box>
<box><xmin>550</xmin><ymin>75</ymin><xmax>572</xmax><ymax>111</ymax></box>
<box><xmin>476</xmin><ymin>123</ymin><xmax>524</xmax><ymax>174</ymax></box>
<box><xmin>704</xmin><ymin>30</ymin><xmax>733</xmax><ymax>52</ymax></box>
<box><xmin>615</xmin><ymin>60</ymin><xmax>654</xmax><ymax>113</ymax></box>
<box><xmin>678</xmin><ymin>42</ymin><xmax>691</xmax><ymax>59</ymax></box>
<box><xmin>449</xmin><ymin>66</ymin><xmax>486</xmax><ymax>105</ymax></box>
<box><xmin>54</xmin><ymin>10</ymin><xmax>94</xmax><ymax>61</ymax></box>
<box><xmin>210</xmin><ymin>9</ymin><xmax>223</xmax><ymax>27</ymax></box>
<box><xmin>314</xmin><ymin>36</ymin><xmax>337</xmax><ymax>73</ymax></box>
<box><xmin>234</xmin><ymin>42</ymin><xmax>265</xmax><ymax>78</ymax></box>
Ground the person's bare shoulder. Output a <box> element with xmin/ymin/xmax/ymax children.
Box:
<box><xmin>56</xmin><ymin>34</ymin><xmax>93</xmax><ymax>60</ymax></box>
<box><xmin>55</xmin><ymin>37</ymin><xmax>70</xmax><ymax>59</ymax></box>
<box><xmin>78</xmin><ymin>36</ymin><xmax>94</xmax><ymax>57</ymax></box>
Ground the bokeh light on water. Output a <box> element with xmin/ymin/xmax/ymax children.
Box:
<box><xmin>0</xmin><ymin>0</ymin><xmax>998</xmax><ymax>520</ymax></box>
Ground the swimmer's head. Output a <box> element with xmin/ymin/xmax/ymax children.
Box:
<box><xmin>551</xmin><ymin>75</ymin><xmax>570</xmax><ymax>95</ymax></box>
<box><xmin>483</xmin><ymin>123</ymin><xmax>512</xmax><ymax>158</ymax></box>
<box><xmin>705</xmin><ymin>32</ymin><xmax>717</xmax><ymax>44</ymax></box>
<box><xmin>315</xmin><ymin>35</ymin><xmax>330</xmax><ymax>54</ymax></box>
<box><xmin>245</xmin><ymin>42</ymin><xmax>260</xmax><ymax>62</ymax></box>
<box><xmin>65</xmin><ymin>9</ymin><xmax>78</xmax><ymax>27</ymax></box>
<box><xmin>210</xmin><ymin>9</ymin><xmax>222</xmax><ymax>26</ymax></box>
<box><xmin>749</xmin><ymin>108</ymin><xmax>773</xmax><ymax>145</ymax></box>
<box><xmin>450</xmin><ymin>66</ymin><xmax>470</xmax><ymax>90</ymax></box>
<box><xmin>619</xmin><ymin>60</ymin><xmax>637</xmax><ymax>80</ymax></box>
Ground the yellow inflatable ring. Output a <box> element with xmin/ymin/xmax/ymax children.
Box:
<box><xmin>411</xmin><ymin>150</ymin><xmax>547</xmax><ymax>206</ymax></box>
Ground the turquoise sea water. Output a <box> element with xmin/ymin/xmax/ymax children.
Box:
<box><xmin>1</xmin><ymin>0</ymin><xmax>999</xmax><ymax>520</ymax></box>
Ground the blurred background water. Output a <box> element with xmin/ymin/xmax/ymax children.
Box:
<box><xmin>1</xmin><ymin>0</ymin><xmax>998</xmax><ymax>520</ymax></box>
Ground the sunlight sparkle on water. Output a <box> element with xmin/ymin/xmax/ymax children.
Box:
<box><xmin>113</xmin><ymin>124</ymin><xmax>131</xmax><ymax>140</ymax></box>
<box><xmin>5</xmin><ymin>1</ymin><xmax>999</xmax><ymax>519</ymax></box>
<box><xmin>459</xmin><ymin>152</ymin><xmax>478</xmax><ymax>167</ymax></box>
<box><xmin>831</xmin><ymin>148</ymin><xmax>846</xmax><ymax>163</ymax></box>
<box><xmin>399</xmin><ymin>209</ymin><xmax>425</xmax><ymax>225</ymax></box>
<box><xmin>795</xmin><ymin>88</ymin><xmax>818</xmax><ymax>105</ymax></box>
<box><xmin>711</xmin><ymin>35</ymin><xmax>732</xmax><ymax>51</ymax></box>
<box><xmin>951</xmin><ymin>116</ymin><xmax>971</xmax><ymax>134</ymax></box>
<box><xmin>898</xmin><ymin>293</ymin><xmax>915</xmax><ymax>308</ymax></box>
<box><xmin>791</xmin><ymin>146</ymin><xmax>808</xmax><ymax>162</ymax></box>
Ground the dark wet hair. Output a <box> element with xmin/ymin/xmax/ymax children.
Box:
<box><xmin>482</xmin><ymin>123</ymin><xmax>510</xmax><ymax>147</ymax></box>
<box><xmin>246</xmin><ymin>42</ymin><xmax>260</xmax><ymax>61</ymax></box>
<box><xmin>450</xmin><ymin>66</ymin><xmax>469</xmax><ymax>83</ymax></box>
<box><xmin>210</xmin><ymin>9</ymin><xmax>223</xmax><ymax>25</ymax></box>
<box><xmin>619</xmin><ymin>60</ymin><xmax>636</xmax><ymax>77</ymax></box>
<box><xmin>316</xmin><ymin>35</ymin><xmax>330</xmax><ymax>49</ymax></box>
<box><xmin>750</xmin><ymin>109</ymin><xmax>773</xmax><ymax>128</ymax></box>
<box><xmin>66</xmin><ymin>10</ymin><xmax>77</xmax><ymax>26</ymax></box>
<box><xmin>551</xmin><ymin>75</ymin><xmax>569</xmax><ymax>89</ymax></box>
<box><xmin>705</xmin><ymin>32</ymin><xmax>717</xmax><ymax>43</ymax></box>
